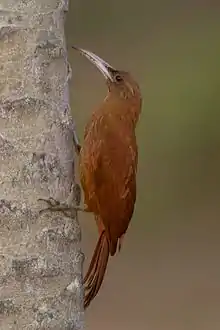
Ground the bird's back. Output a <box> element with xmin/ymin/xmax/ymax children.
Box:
<box><xmin>79</xmin><ymin>100</ymin><xmax>138</xmax><ymax>254</ymax></box>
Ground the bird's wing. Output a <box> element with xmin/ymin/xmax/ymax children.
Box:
<box><xmin>94</xmin><ymin>124</ymin><xmax>138</xmax><ymax>239</ymax></box>
<box><xmin>80</xmin><ymin>111</ymin><xmax>138</xmax><ymax>245</ymax></box>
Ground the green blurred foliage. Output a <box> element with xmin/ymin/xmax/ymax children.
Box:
<box><xmin>66</xmin><ymin>2</ymin><xmax>220</xmax><ymax>231</ymax></box>
<box><xmin>66</xmin><ymin>2</ymin><xmax>220</xmax><ymax>329</ymax></box>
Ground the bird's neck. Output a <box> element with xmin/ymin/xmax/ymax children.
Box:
<box><xmin>103</xmin><ymin>92</ymin><xmax>141</xmax><ymax>127</ymax></box>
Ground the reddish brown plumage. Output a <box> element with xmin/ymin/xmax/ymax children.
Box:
<box><xmin>38</xmin><ymin>47</ymin><xmax>142</xmax><ymax>310</ymax></box>
<box><xmin>75</xmin><ymin>53</ymin><xmax>142</xmax><ymax>309</ymax></box>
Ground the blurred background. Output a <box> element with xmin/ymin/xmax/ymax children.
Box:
<box><xmin>66</xmin><ymin>1</ymin><xmax>220</xmax><ymax>329</ymax></box>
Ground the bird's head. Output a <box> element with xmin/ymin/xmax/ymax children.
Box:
<box><xmin>72</xmin><ymin>46</ymin><xmax>141</xmax><ymax>105</ymax></box>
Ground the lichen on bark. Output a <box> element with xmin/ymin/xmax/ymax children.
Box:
<box><xmin>0</xmin><ymin>0</ymin><xmax>84</xmax><ymax>329</ymax></box>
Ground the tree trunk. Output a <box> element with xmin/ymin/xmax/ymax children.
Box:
<box><xmin>0</xmin><ymin>1</ymin><xmax>84</xmax><ymax>329</ymax></box>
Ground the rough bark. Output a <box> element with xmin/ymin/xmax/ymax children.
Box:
<box><xmin>0</xmin><ymin>0</ymin><xmax>84</xmax><ymax>329</ymax></box>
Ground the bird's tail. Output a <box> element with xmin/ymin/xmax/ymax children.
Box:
<box><xmin>83</xmin><ymin>230</ymin><xmax>110</xmax><ymax>309</ymax></box>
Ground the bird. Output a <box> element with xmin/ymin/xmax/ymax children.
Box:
<box><xmin>39</xmin><ymin>46</ymin><xmax>142</xmax><ymax>309</ymax></box>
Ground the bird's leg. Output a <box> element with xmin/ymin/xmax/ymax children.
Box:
<box><xmin>73</xmin><ymin>129</ymin><xmax>81</xmax><ymax>155</ymax></box>
<box><xmin>38</xmin><ymin>197</ymin><xmax>89</xmax><ymax>218</ymax></box>
<box><xmin>38</xmin><ymin>128</ymin><xmax>83</xmax><ymax>218</ymax></box>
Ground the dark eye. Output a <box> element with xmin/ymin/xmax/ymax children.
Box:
<box><xmin>115</xmin><ymin>74</ymin><xmax>122</xmax><ymax>82</ymax></box>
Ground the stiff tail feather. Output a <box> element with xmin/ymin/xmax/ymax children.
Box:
<box><xmin>84</xmin><ymin>231</ymin><xmax>109</xmax><ymax>309</ymax></box>
<box><xmin>83</xmin><ymin>232</ymin><xmax>103</xmax><ymax>285</ymax></box>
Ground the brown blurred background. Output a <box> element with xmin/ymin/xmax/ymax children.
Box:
<box><xmin>66</xmin><ymin>1</ymin><xmax>220</xmax><ymax>329</ymax></box>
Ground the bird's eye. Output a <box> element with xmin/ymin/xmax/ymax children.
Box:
<box><xmin>115</xmin><ymin>74</ymin><xmax>122</xmax><ymax>82</ymax></box>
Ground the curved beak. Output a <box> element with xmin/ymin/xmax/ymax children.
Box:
<box><xmin>72</xmin><ymin>45</ymin><xmax>115</xmax><ymax>82</ymax></box>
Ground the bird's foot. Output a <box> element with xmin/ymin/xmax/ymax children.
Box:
<box><xmin>73</xmin><ymin>130</ymin><xmax>81</xmax><ymax>155</ymax></box>
<box><xmin>38</xmin><ymin>197</ymin><xmax>85</xmax><ymax>218</ymax></box>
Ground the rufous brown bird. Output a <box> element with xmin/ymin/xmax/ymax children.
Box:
<box><xmin>39</xmin><ymin>46</ymin><xmax>142</xmax><ymax>309</ymax></box>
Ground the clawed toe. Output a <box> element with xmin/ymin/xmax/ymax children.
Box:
<box><xmin>38</xmin><ymin>197</ymin><xmax>63</xmax><ymax>215</ymax></box>
<box><xmin>38</xmin><ymin>197</ymin><xmax>79</xmax><ymax>218</ymax></box>
<box><xmin>38</xmin><ymin>197</ymin><xmax>60</xmax><ymax>208</ymax></box>
<box><xmin>39</xmin><ymin>207</ymin><xmax>50</xmax><ymax>215</ymax></box>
